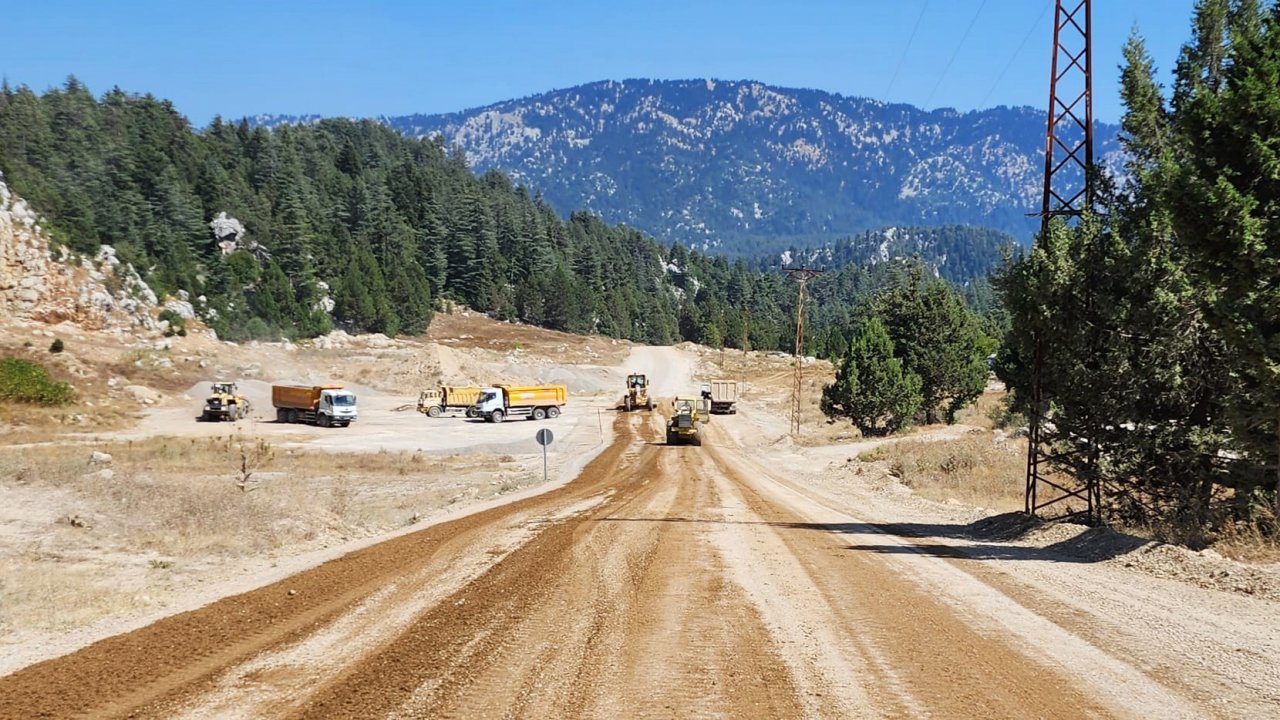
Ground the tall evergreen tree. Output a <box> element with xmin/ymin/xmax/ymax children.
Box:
<box><xmin>878</xmin><ymin>265</ymin><xmax>989</xmax><ymax>423</ymax></box>
<box><xmin>820</xmin><ymin>316</ymin><xmax>923</xmax><ymax>436</ymax></box>
<box><xmin>1166</xmin><ymin>4</ymin><xmax>1280</xmax><ymax>513</ymax></box>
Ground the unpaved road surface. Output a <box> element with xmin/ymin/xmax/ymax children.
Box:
<box><xmin>2</xmin><ymin>409</ymin><xmax>1276</xmax><ymax>718</ymax></box>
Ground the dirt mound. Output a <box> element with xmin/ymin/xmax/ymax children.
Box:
<box><xmin>966</xmin><ymin>512</ymin><xmax>1042</xmax><ymax>542</ymax></box>
<box><xmin>963</xmin><ymin>512</ymin><xmax>1280</xmax><ymax>601</ymax></box>
<box><xmin>427</xmin><ymin>311</ymin><xmax>630</xmax><ymax>366</ymax></box>
<box><xmin>1116</xmin><ymin>542</ymin><xmax>1280</xmax><ymax>602</ymax></box>
<box><xmin>1039</xmin><ymin>525</ymin><xmax>1150</xmax><ymax>562</ymax></box>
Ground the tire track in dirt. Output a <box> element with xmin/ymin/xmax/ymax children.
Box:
<box><xmin>287</xmin><ymin>412</ymin><xmax>803</xmax><ymax>719</ymax></box>
<box><xmin>717</xmin><ymin>432</ymin><xmax>1228</xmax><ymax>718</ymax></box>
<box><xmin>0</xmin><ymin>416</ymin><xmax>638</xmax><ymax>720</ymax></box>
<box><xmin>700</xmin><ymin>438</ymin><xmax>1123</xmax><ymax>719</ymax></box>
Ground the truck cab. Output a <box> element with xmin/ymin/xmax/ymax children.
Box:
<box><xmin>473</xmin><ymin>387</ymin><xmax>506</xmax><ymax>421</ymax></box>
<box><xmin>321</xmin><ymin>388</ymin><xmax>358</xmax><ymax>423</ymax></box>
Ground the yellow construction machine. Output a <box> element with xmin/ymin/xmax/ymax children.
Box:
<box><xmin>666</xmin><ymin>395</ymin><xmax>710</xmax><ymax>446</ymax></box>
<box><xmin>202</xmin><ymin>381</ymin><xmax>250</xmax><ymax>422</ymax></box>
<box><xmin>621</xmin><ymin>373</ymin><xmax>654</xmax><ymax>412</ymax></box>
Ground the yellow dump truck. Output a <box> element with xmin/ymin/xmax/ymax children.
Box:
<box><xmin>272</xmin><ymin>384</ymin><xmax>357</xmax><ymax>427</ymax></box>
<box><xmin>418</xmin><ymin>385</ymin><xmax>483</xmax><ymax>418</ymax></box>
<box><xmin>472</xmin><ymin>384</ymin><xmax>567</xmax><ymax>423</ymax></box>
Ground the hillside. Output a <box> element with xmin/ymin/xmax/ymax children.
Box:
<box><xmin>0</xmin><ymin>79</ymin><xmax>1006</xmax><ymax>353</ymax></box>
<box><xmin>255</xmin><ymin>80</ymin><xmax>1120</xmax><ymax>250</ymax></box>
<box><xmin>760</xmin><ymin>225</ymin><xmax>1015</xmax><ymax>285</ymax></box>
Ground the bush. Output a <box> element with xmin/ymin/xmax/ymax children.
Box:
<box><xmin>49</xmin><ymin>338</ymin><xmax>64</xmax><ymax>353</ymax></box>
<box><xmin>158</xmin><ymin>308</ymin><xmax>187</xmax><ymax>338</ymax></box>
<box><xmin>0</xmin><ymin>357</ymin><xmax>75</xmax><ymax>405</ymax></box>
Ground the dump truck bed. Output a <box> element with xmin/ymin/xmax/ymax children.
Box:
<box><xmin>709</xmin><ymin>380</ymin><xmax>738</xmax><ymax>403</ymax></box>
<box><xmin>498</xmin><ymin>385</ymin><xmax>567</xmax><ymax>406</ymax></box>
<box><xmin>272</xmin><ymin>384</ymin><xmax>343</xmax><ymax>410</ymax></box>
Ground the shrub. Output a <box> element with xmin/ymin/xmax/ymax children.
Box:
<box><xmin>158</xmin><ymin>309</ymin><xmax>187</xmax><ymax>338</ymax></box>
<box><xmin>0</xmin><ymin>358</ymin><xmax>75</xmax><ymax>405</ymax></box>
<box><xmin>49</xmin><ymin>338</ymin><xmax>64</xmax><ymax>353</ymax></box>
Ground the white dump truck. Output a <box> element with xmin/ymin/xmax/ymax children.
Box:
<box><xmin>706</xmin><ymin>380</ymin><xmax>738</xmax><ymax>414</ymax></box>
<box><xmin>472</xmin><ymin>384</ymin><xmax>567</xmax><ymax>423</ymax></box>
<box><xmin>272</xmin><ymin>384</ymin><xmax>358</xmax><ymax>427</ymax></box>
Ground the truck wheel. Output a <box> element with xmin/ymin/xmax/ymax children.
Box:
<box><xmin>319</xmin><ymin>414</ymin><xmax>331</xmax><ymax>428</ymax></box>
<box><xmin>466</xmin><ymin>407</ymin><xmax>478</xmax><ymax>419</ymax></box>
<box><xmin>532</xmin><ymin>407</ymin><xmax>547</xmax><ymax>421</ymax></box>
<box><xmin>548</xmin><ymin>406</ymin><xmax>561</xmax><ymax>419</ymax></box>
<box><xmin>288</xmin><ymin>409</ymin><xmax>299</xmax><ymax>424</ymax></box>
<box><xmin>276</xmin><ymin>408</ymin><xmax>286</xmax><ymax>423</ymax></box>
<box><xmin>666</xmin><ymin>430</ymin><xmax>676</xmax><ymax>445</ymax></box>
<box><xmin>427</xmin><ymin>406</ymin><xmax>442</xmax><ymax>418</ymax></box>
<box><xmin>491</xmin><ymin>410</ymin><xmax>504</xmax><ymax>424</ymax></box>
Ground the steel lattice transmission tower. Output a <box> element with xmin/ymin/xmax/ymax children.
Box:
<box><xmin>785</xmin><ymin>267</ymin><xmax>824</xmax><ymax>437</ymax></box>
<box><xmin>1026</xmin><ymin>0</ymin><xmax>1099</xmax><ymax>522</ymax></box>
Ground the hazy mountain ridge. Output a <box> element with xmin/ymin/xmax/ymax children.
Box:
<box><xmin>253</xmin><ymin>79</ymin><xmax>1119</xmax><ymax>250</ymax></box>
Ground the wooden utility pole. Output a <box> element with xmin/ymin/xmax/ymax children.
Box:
<box><xmin>784</xmin><ymin>267</ymin><xmax>824</xmax><ymax>437</ymax></box>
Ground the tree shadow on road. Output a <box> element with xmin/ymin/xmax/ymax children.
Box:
<box><xmin>598</xmin><ymin>512</ymin><xmax>1151</xmax><ymax>564</ymax></box>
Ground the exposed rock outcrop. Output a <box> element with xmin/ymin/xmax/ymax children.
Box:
<box><xmin>0</xmin><ymin>172</ymin><xmax>161</xmax><ymax>332</ymax></box>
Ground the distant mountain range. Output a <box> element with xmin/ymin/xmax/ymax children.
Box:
<box><xmin>252</xmin><ymin>79</ymin><xmax>1120</xmax><ymax>252</ymax></box>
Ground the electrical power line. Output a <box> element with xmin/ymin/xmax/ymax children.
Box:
<box><xmin>978</xmin><ymin>2</ymin><xmax>1053</xmax><ymax>109</ymax></box>
<box><xmin>885</xmin><ymin>0</ymin><xmax>930</xmax><ymax>101</ymax></box>
<box><xmin>922</xmin><ymin>0</ymin><xmax>989</xmax><ymax>109</ymax></box>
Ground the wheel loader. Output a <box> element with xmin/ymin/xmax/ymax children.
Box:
<box><xmin>621</xmin><ymin>373</ymin><xmax>654</xmax><ymax>412</ymax></box>
<box><xmin>666</xmin><ymin>396</ymin><xmax>709</xmax><ymax>446</ymax></box>
<box><xmin>202</xmin><ymin>381</ymin><xmax>250</xmax><ymax>422</ymax></box>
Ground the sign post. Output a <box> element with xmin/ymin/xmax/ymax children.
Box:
<box><xmin>535</xmin><ymin>428</ymin><xmax>554</xmax><ymax>484</ymax></box>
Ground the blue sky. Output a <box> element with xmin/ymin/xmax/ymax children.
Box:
<box><xmin>1</xmin><ymin>1</ymin><xmax>1200</xmax><ymax>125</ymax></box>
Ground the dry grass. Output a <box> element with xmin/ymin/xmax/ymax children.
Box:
<box><xmin>860</xmin><ymin>431</ymin><xmax>1026</xmax><ymax>511</ymax></box>
<box><xmin>0</xmin><ymin>556</ymin><xmax>155</xmax><ymax>636</ymax></box>
<box><xmin>0</xmin><ymin>436</ymin><xmax>538</xmax><ymax>635</ymax></box>
<box><xmin>953</xmin><ymin>388</ymin><xmax>1010</xmax><ymax>430</ymax></box>
<box><xmin>1211</xmin><ymin>510</ymin><xmax>1280</xmax><ymax>564</ymax></box>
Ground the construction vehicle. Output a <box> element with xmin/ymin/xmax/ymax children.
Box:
<box><xmin>472</xmin><ymin>384</ymin><xmax>567</xmax><ymax>423</ymax></box>
<box><xmin>418</xmin><ymin>385</ymin><xmax>483</xmax><ymax>418</ymax></box>
<box><xmin>201</xmin><ymin>382</ymin><xmax>250</xmax><ymax>422</ymax></box>
<box><xmin>272</xmin><ymin>384</ymin><xmax>358</xmax><ymax>427</ymax></box>
<box><xmin>621</xmin><ymin>373</ymin><xmax>654</xmax><ymax>412</ymax></box>
<box><xmin>706</xmin><ymin>380</ymin><xmax>739</xmax><ymax>414</ymax></box>
<box><xmin>666</xmin><ymin>395</ymin><xmax>710</xmax><ymax>446</ymax></box>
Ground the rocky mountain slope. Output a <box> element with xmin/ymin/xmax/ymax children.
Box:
<box><xmin>1</xmin><ymin>172</ymin><xmax>164</xmax><ymax>334</ymax></box>
<box><xmin>256</xmin><ymin>80</ymin><xmax>1119</xmax><ymax>250</ymax></box>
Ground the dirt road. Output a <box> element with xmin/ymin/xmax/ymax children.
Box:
<box><xmin>1</xmin><ymin>408</ymin><xmax>1272</xmax><ymax>718</ymax></box>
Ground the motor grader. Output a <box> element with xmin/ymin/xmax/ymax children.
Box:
<box><xmin>666</xmin><ymin>395</ymin><xmax>709</xmax><ymax>446</ymax></box>
<box><xmin>202</xmin><ymin>381</ymin><xmax>250</xmax><ymax>422</ymax></box>
<box><xmin>621</xmin><ymin>373</ymin><xmax>653</xmax><ymax>412</ymax></box>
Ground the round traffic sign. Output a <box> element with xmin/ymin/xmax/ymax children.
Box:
<box><xmin>536</xmin><ymin>428</ymin><xmax>554</xmax><ymax>446</ymax></box>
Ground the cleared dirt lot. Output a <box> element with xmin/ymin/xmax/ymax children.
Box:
<box><xmin>3</xmin><ymin>342</ymin><xmax>1279</xmax><ymax>719</ymax></box>
<box><xmin>2</xmin><ymin>317</ymin><xmax>1279</xmax><ymax>719</ymax></box>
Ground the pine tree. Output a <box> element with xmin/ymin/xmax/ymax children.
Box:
<box><xmin>877</xmin><ymin>265</ymin><xmax>989</xmax><ymax>423</ymax></box>
<box><xmin>821</xmin><ymin>316</ymin><xmax>922</xmax><ymax>436</ymax></box>
<box><xmin>1166</xmin><ymin>6</ymin><xmax>1280</xmax><ymax>512</ymax></box>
